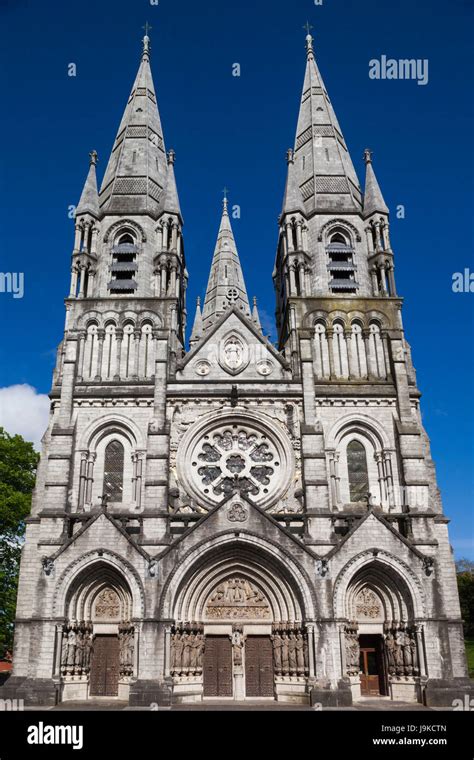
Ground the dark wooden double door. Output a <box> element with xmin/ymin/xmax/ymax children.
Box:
<box><xmin>203</xmin><ymin>635</ymin><xmax>274</xmax><ymax>698</ymax></box>
<box><xmin>89</xmin><ymin>635</ymin><xmax>120</xmax><ymax>697</ymax></box>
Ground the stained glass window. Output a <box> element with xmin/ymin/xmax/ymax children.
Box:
<box><xmin>103</xmin><ymin>440</ymin><xmax>124</xmax><ymax>502</ymax></box>
<box><xmin>347</xmin><ymin>440</ymin><xmax>369</xmax><ymax>502</ymax></box>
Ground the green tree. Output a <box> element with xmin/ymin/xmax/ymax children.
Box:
<box><xmin>0</xmin><ymin>427</ymin><xmax>39</xmax><ymax>657</ymax></box>
<box><xmin>456</xmin><ymin>558</ymin><xmax>474</xmax><ymax>639</ymax></box>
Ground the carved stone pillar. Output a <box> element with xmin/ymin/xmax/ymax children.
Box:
<box><xmin>94</xmin><ymin>329</ymin><xmax>105</xmax><ymax>380</ymax></box>
<box><xmin>90</xmin><ymin>227</ymin><xmax>99</xmax><ymax>255</ymax></box>
<box><xmin>164</xmin><ymin>625</ymin><xmax>172</xmax><ymax>678</ymax></box>
<box><xmin>85</xmin><ymin>453</ymin><xmax>96</xmax><ymax>505</ymax></box>
<box><xmin>78</xmin><ymin>451</ymin><xmax>88</xmax><ymax>509</ymax></box>
<box><xmin>133</xmin><ymin>328</ymin><xmax>141</xmax><ymax>379</ymax></box>
<box><xmin>326</xmin><ymin>328</ymin><xmax>335</xmax><ymax>379</ymax></box>
<box><xmin>383</xmin><ymin>450</ymin><xmax>395</xmax><ymax>508</ymax></box>
<box><xmin>76</xmin><ymin>330</ymin><xmax>86</xmax><ymax>381</ymax></box>
<box><xmin>162</xmin><ymin>220</ymin><xmax>169</xmax><ymax>251</ymax></box>
<box><xmin>363</xmin><ymin>329</ymin><xmax>373</xmax><ymax>379</ymax></box>
<box><xmin>170</xmin><ymin>222</ymin><xmax>178</xmax><ymax>252</ymax></box>
<box><xmin>370</xmin><ymin>267</ymin><xmax>379</xmax><ymax>296</ymax></box>
<box><xmin>381</xmin><ymin>331</ymin><xmax>391</xmax><ymax>380</ymax></box>
<box><xmin>286</xmin><ymin>222</ymin><xmax>294</xmax><ymax>252</ymax></box>
<box><xmin>114</xmin><ymin>328</ymin><xmax>123</xmax><ymax>380</ymax></box>
<box><xmin>345</xmin><ymin>328</ymin><xmax>357</xmax><ymax>380</ymax></box>
<box><xmin>77</xmin><ymin>265</ymin><xmax>86</xmax><ymax>298</ymax></box>
<box><xmin>289</xmin><ymin>264</ymin><xmax>297</xmax><ymax>295</ymax></box>
<box><xmin>375</xmin><ymin>452</ymin><xmax>386</xmax><ymax>505</ymax></box>
<box><xmin>169</xmin><ymin>265</ymin><xmax>177</xmax><ymax>297</ymax></box>
<box><xmin>295</xmin><ymin>220</ymin><xmax>303</xmax><ymax>250</ymax></box>
<box><xmin>69</xmin><ymin>266</ymin><xmax>79</xmax><ymax>297</ymax></box>
<box><xmin>74</xmin><ymin>224</ymin><xmax>82</xmax><ymax>252</ymax></box>
<box><xmin>160</xmin><ymin>265</ymin><xmax>167</xmax><ymax>296</ymax></box>
<box><xmin>388</xmin><ymin>264</ymin><xmax>397</xmax><ymax>296</ymax></box>
<box><xmin>53</xmin><ymin>624</ymin><xmax>64</xmax><ymax>679</ymax></box>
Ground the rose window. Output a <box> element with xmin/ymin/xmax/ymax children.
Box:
<box><xmin>192</xmin><ymin>426</ymin><xmax>280</xmax><ymax>501</ymax></box>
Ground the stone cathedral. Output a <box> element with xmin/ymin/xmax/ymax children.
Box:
<box><xmin>4</xmin><ymin>32</ymin><xmax>471</xmax><ymax>708</ymax></box>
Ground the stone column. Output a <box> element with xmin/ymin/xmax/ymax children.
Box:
<box><xmin>74</xmin><ymin>224</ymin><xmax>82</xmax><ymax>252</ymax></box>
<box><xmin>374</xmin><ymin>221</ymin><xmax>383</xmax><ymax>251</ymax></box>
<box><xmin>77</xmin><ymin>265</ymin><xmax>86</xmax><ymax>298</ymax></box>
<box><xmin>76</xmin><ymin>330</ymin><xmax>86</xmax><ymax>381</ymax></box>
<box><xmin>383</xmin><ymin>450</ymin><xmax>395</xmax><ymax>509</ymax></box>
<box><xmin>162</xmin><ymin>220</ymin><xmax>169</xmax><ymax>251</ymax></box>
<box><xmin>382</xmin><ymin>221</ymin><xmax>391</xmax><ymax>250</ymax></box>
<box><xmin>94</xmin><ymin>329</ymin><xmax>105</xmax><ymax>381</ymax></box>
<box><xmin>156</xmin><ymin>225</ymin><xmax>163</xmax><ymax>252</ymax></box>
<box><xmin>307</xmin><ymin>624</ymin><xmax>316</xmax><ymax>678</ymax></box>
<box><xmin>114</xmin><ymin>328</ymin><xmax>123</xmax><ymax>380</ymax></box>
<box><xmin>87</xmin><ymin>269</ymin><xmax>95</xmax><ymax>297</ymax></box>
<box><xmin>133</xmin><ymin>328</ymin><xmax>141</xmax><ymax>379</ymax></box>
<box><xmin>85</xmin><ymin>453</ymin><xmax>96</xmax><ymax>505</ymax></box>
<box><xmin>295</xmin><ymin>220</ymin><xmax>303</xmax><ymax>250</ymax></box>
<box><xmin>370</xmin><ymin>268</ymin><xmax>379</xmax><ymax>296</ymax></box>
<box><xmin>363</xmin><ymin>329</ymin><xmax>373</xmax><ymax>379</ymax></box>
<box><xmin>164</xmin><ymin>626</ymin><xmax>172</xmax><ymax>678</ymax></box>
<box><xmin>170</xmin><ymin>222</ymin><xmax>178</xmax><ymax>252</ymax></box>
<box><xmin>53</xmin><ymin>624</ymin><xmax>64</xmax><ymax>679</ymax></box>
<box><xmin>286</xmin><ymin>222</ymin><xmax>294</xmax><ymax>252</ymax></box>
<box><xmin>345</xmin><ymin>328</ymin><xmax>357</xmax><ymax>380</ymax></box>
<box><xmin>381</xmin><ymin>332</ymin><xmax>391</xmax><ymax>380</ymax></box>
<box><xmin>160</xmin><ymin>265</ymin><xmax>167</xmax><ymax>296</ymax></box>
<box><xmin>375</xmin><ymin>452</ymin><xmax>386</xmax><ymax>505</ymax></box>
<box><xmin>169</xmin><ymin>265</ymin><xmax>177</xmax><ymax>297</ymax></box>
<box><xmin>289</xmin><ymin>264</ymin><xmax>297</xmax><ymax>295</ymax></box>
<box><xmin>90</xmin><ymin>227</ymin><xmax>99</xmax><ymax>255</ymax></box>
<box><xmin>326</xmin><ymin>328</ymin><xmax>335</xmax><ymax>379</ymax></box>
<box><xmin>388</xmin><ymin>264</ymin><xmax>397</xmax><ymax>296</ymax></box>
<box><xmin>365</xmin><ymin>226</ymin><xmax>374</xmax><ymax>254</ymax></box>
<box><xmin>69</xmin><ymin>267</ymin><xmax>78</xmax><ymax>297</ymax></box>
<box><xmin>78</xmin><ymin>451</ymin><xmax>88</xmax><ymax>509</ymax></box>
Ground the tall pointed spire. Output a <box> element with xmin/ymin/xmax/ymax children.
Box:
<box><xmin>201</xmin><ymin>195</ymin><xmax>251</xmax><ymax>332</ymax></box>
<box><xmin>290</xmin><ymin>30</ymin><xmax>362</xmax><ymax>213</ymax></box>
<box><xmin>76</xmin><ymin>151</ymin><xmax>99</xmax><ymax>218</ymax></box>
<box><xmin>363</xmin><ymin>149</ymin><xmax>389</xmax><ymax>217</ymax></box>
<box><xmin>189</xmin><ymin>297</ymin><xmax>203</xmax><ymax>347</ymax></box>
<box><xmin>252</xmin><ymin>296</ymin><xmax>262</xmax><ymax>333</ymax></box>
<box><xmin>163</xmin><ymin>149</ymin><xmax>182</xmax><ymax>218</ymax></box>
<box><xmin>99</xmin><ymin>31</ymin><xmax>169</xmax><ymax>216</ymax></box>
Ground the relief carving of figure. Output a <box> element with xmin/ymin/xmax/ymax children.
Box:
<box><xmin>271</xmin><ymin>632</ymin><xmax>283</xmax><ymax>674</ymax></box>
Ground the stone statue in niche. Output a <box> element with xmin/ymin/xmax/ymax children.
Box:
<box><xmin>224</xmin><ymin>338</ymin><xmax>243</xmax><ymax>370</ymax></box>
<box><xmin>272</xmin><ymin>623</ymin><xmax>308</xmax><ymax>678</ymax></box>
<box><xmin>231</xmin><ymin>627</ymin><xmax>246</xmax><ymax>666</ymax></box>
<box><xmin>170</xmin><ymin>624</ymin><xmax>205</xmax><ymax>676</ymax></box>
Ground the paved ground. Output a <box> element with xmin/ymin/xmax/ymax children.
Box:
<box><xmin>25</xmin><ymin>698</ymin><xmax>441</xmax><ymax>712</ymax></box>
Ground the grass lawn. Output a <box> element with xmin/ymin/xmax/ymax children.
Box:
<box><xmin>465</xmin><ymin>640</ymin><xmax>474</xmax><ymax>678</ymax></box>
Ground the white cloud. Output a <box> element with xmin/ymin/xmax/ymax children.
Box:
<box><xmin>0</xmin><ymin>384</ymin><xmax>50</xmax><ymax>450</ymax></box>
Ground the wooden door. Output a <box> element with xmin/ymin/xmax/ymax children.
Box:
<box><xmin>245</xmin><ymin>636</ymin><xmax>274</xmax><ymax>697</ymax></box>
<box><xmin>203</xmin><ymin>636</ymin><xmax>233</xmax><ymax>697</ymax></box>
<box><xmin>359</xmin><ymin>647</ymin><xmax>380</xmax><ymax>696</ymax></box>
<box><xmin>89</xmin><ymin>635</ymin><xmax>120</xmax><ymax>697</ymax></box>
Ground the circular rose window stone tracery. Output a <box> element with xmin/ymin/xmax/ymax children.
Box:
<box><xmin>177</xmin><ymin>415</ymin><xmax>294</xmax><ymax>509</ymax></box>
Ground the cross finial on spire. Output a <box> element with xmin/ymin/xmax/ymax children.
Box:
<box><xmin>364</xmin><ymin>148</ymin><xmax>373</xmax><ymax>165</ymax></box>
<box><xmin>142</xmin><ymin>22</ymin><xmax>152</xmax><ymax>57</ymax></box>
<box><xmin>222</xmin><ymin>186</ymin><xmax>229</xmax><ymax>212</ymax></box>
<box><xmin>303</xmin><ymin>21</ymin><xmax>314</xmax><ymax>58</ymax></box>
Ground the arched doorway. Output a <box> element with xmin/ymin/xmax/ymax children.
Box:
<box><xmin>341</xmin><ymin>561</ymin><xmax>422</xmax><ymax>702</ymax></box>
<box><xmin>59</xmin><ymin>563</ymin><xmax>135</xmax><ymax>701</ymax></box>
<box><xmin>165</xmin><ymin>540</ymin><xmax>313</xmax><ymax>703</ymax></box>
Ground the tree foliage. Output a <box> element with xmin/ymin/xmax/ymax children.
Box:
<box><xmin>456</xmin><ymin>558</ymin><xmax>474</xmax><ymax>639</ymax></box>
<box><xmin>0</xmin><ymin>427</ymin><xmax>39</xmax><ymax>657</ymax></box>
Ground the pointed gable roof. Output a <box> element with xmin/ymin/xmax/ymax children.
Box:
<box><xmin>201</xmin><ymin>197</ymin><xmax>251</xmax><ymax>332</ymax></box>
<box><xmin>291</xmin><ymin>33</ymin><xmax>362</xmax><ymax>212</ymax></box>
<box><xmin>363</xmin><ymin>149</ymin><xmax>389</xmax><ymax>217</ymax></box>
<box><xmin>99</xmin><ymin>33</ymin><xmax>169</xmax><ymax>217</ymax></box>
<box><xmin>76</xmin><ymin>151</ymin><xmax>100</xmax><ymax>218</ymax></box>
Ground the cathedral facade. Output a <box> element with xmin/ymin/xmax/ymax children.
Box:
<box><xmin>4</xmin><ymin>32</ymin><xmax>471</xmax><ymax>707</ymax></box>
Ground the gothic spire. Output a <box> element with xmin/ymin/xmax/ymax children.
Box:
<box><xmin>363</xmin><ymin>149</ymin><xmax>389</xmax><ymax>217</ymax></box>
<box><xmin>99</xmin><ymin>32</ymin><xmax>169</xmax><ymax>217</ymax></box>
<box><xmin>290</xmin><ymin>32</ymin><xmax>362</xmax><ymax>213</ymax></box>
<box><xmin>76</xmin><ymin>151</ymin><xmax>100</xmax><ymax>218</ymax></box>
<box><xmin>189</xmin><ymin>297</ymin><xmax>203</xmax><ymax>347</ymax></box>
<box><xmin>201</xmin><ymin>196</ymin><xmax>251</xmax><ymax>332</ymax></box>
<box><xmin>252</xmin><ymin>296</ymin><xmax>262</xmax><ymax>333</ymax></box>
<box><xmin>163</xmin><ymin>149</ymin><xmax>182</xmax><ymax>219</ymax></box>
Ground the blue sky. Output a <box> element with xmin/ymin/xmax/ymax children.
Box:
<box><xmin>0</xmin><ymin>0</ymin><xmax>472</xmax><ymax>557</ymax></box>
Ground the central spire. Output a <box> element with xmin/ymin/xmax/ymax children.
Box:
<box><xmin>99</xmin><ymin>30</ymin><xmax>170</xmax><ymax>217</ymax></box>
<box><xmin>201</xmin><ymin>195</ymin><xmax>251</xmax><ymax>332</ymax></box>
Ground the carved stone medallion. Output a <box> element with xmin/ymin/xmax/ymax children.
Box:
<box><xmin>227</xmin><ymin>502</ymin><xmax>248</xmax><ymax>522</ymax></box>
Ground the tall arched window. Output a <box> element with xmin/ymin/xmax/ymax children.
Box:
<box><xmin>347</xmin><ymin>440</ymin><xmax>369</xmax><ymax>502</ymax></box>
<box><xmin>103</xmin><ymin>440</ymin><xmax>124</xmax><ymax>502</ymax></box>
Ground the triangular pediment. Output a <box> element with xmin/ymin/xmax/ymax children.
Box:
<box><xmin>177</xmin><ymin>308</ymin><xmax>290</xmax><ymax>382</ymax></box>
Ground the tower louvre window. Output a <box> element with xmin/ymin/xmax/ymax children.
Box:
<box><xmin>103</xmin><ymin>440</ymin><xmax>124</xmax><ymax>502</ymax></box>
<box><xmin>326</xmin><ymin>231</ymin><xmax>358</xmax><ymax>294</ymax></box>
<box><xmin>109</xmin><ymin>231</ymin><xmax>138</xmax><ymax>294</ymax></box>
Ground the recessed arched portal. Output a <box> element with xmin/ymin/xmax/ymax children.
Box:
<box><xmin>60</xmin><ymin>562</ymin><xmax>136</xmax><ymax>701</ymax></box>
<box><xmin>162</xmin><ymin>537</ymin><xmax>315</xmax><ymax>703</ymax></box>
<box><xmin>336</xmin><ymin>556</ymin><xmax>422</xmax><ymax>702</ymax></box>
